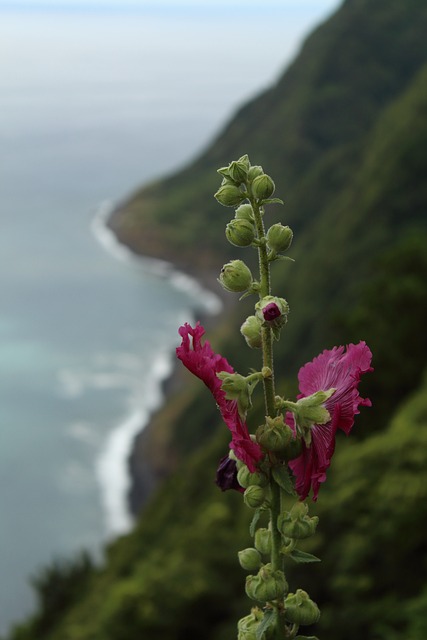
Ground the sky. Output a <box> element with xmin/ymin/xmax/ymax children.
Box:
<box><xmin>0</xmin><ymin>0</ymin><xmax>340</xmax><ymax>12</ymax></box>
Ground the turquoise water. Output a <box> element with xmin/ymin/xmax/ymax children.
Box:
<box><xmin>0</xmin><ymin>5</ymin><xmax>337</xmax><ymax>632</ymax></box>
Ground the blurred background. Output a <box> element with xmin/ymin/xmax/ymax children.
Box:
<box><xmin>0</xmin><ymin>0</ymin><xmax>343</xmax><ymax>635</ymax></box>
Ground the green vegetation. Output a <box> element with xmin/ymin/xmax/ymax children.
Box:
<box><xmin>7</xmin><ymin>0</ymin><xmax>427</xmax><ymax>637</ymax></box>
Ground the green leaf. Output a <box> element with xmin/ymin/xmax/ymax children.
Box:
<box><xmin>289</xmin><ymin>549</ymin><xmax>321</xmax><ymax>564</ymax></box>
<box><xmin>262</xmin><ymin>197</ymin><xmax>285</xmax><ymax>205</ymax></box>
<box><xmin>274</xmin><ymin>255</ymin><xmax>295</xmax><ymax>262</ymax></box>
<box><xmin>294</xmin><ymin>636</ymin><xmax>319</xmax><ymax>639</ymax></box>
<box><xmin>272</xmin><ymin>465</ymin><xmax>296</xmax><ymax>496</ymax></box>
<box><xmin>256</xmin><ymin>609</ymin><xmax>275</xmax><ymax>640</ymax></box>
<box><xmin>249</xmin><ymin>508</ymin><xmax>261</xmax><ymax>537</ymax></box>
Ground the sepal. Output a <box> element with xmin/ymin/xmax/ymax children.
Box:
<box><xmin>241</xmin><ymin>315</ymin><xmax>263</xmax><ymax>349</ymax></box>
<box><xmin>215</xmin><ymin>183</ymin><xmax>246</xmax><ymax>207</ymax></box>
<box><xmin>254</xmin><ymin>528</ymin><xmax>272</xmax><ymax>556</ymax></box>
<box><xmin>238</xmin><ymin>548</ymin><xmax>263</xmax><ymax>571</ymax></box>
<box><xmin>277</xmin><ymin>502</ymin><xmax>319</xmax><ymax>540</ymax></box>
<box><xmin>284</xmin><ymin>589</ymin><xmax>320</xmax><ymax>626</ymax></box>
<box><xmin>256</xmin><ymin>416</ymin><xmax>293</xmax><ymax>454</ymax></box>
<box><xmin>219</xmin><ymin>259</ymin><xmax>253</xmax><ymax>292</ymax></box>
<box><xmin>251</xmin><ymin>174</ymin><xmax>275</xmax><ymax>200</ymax></box>
<box><xmin>226</xmin><ymin>218</ymin><xmax>256</xmax><ymax>247</ymax></box>
<box><xmin>244</xmin><ymin>485</ymin><xmax>267</xmax><ymax>509</ymax></box>
<box><xmin>245</xmin><ymin>564</ymin><xmax>288</xmax><ymax>603</ymax></box>
<box><xmin>237</xmin><ymin>607</ymin><xmax>262</xmax><ymax>640</ymax></box>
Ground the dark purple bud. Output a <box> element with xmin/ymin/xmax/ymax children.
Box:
<box><xmin>262</xmin><ymin>302</ymin><xmax>281</xmax><ymax>322</ymax></box>
<box><xmin>215</xmin><ymin>456</ymin><xmax>244</xmax><ymax>492</ymax></box>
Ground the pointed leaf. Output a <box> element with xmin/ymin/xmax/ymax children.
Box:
<box><xmin>256</xmin><ymin>609</ymin><xmax>275</xmax><ymax>640</ymax></box>
<box><xmin>294</xmin><ymin>636</ymin><xmax>319</xmax><ymax>640</ymax></box>
<box><xmin>249</xmin><ymin>508</ymin><xmax>261</xmax><ymax>537</ymax></box>
<box><xmin>274</xmin><ymin>255</ymin><xmax>295</xmax><ymax>262</ymax></box>
<box><xmin>262</xmin><ymin>198</ymin><xmax>284</xmax><ymax>205</ymax></box>
<box><xmin>272</xmin><ymin>465</ymin><xmax>296</xmax><ymax>496</ymax></box>
<box><xmin>289</xmin><ymin>549</ymin><xmax>321</xmax><ymax>564</ymax></box>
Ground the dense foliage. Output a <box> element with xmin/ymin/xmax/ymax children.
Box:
<box><xmin>7</xmin><ymin>0</ymin><xmax>427</xmax><ymax>637</ymax></box>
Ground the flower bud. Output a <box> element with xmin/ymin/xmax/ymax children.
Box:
<box><xmin>214</xmin><ymin>184</ymin><xmax>246</xmax><ymax>207</ymax></box>
<box><xmin>251</xmin><ymin>174</ymin><xmax>275</xmax><ymax>200</ymax></box>
<box><xmin>240</xmin><ymin>315</ymin><xmax>262</xmax><ymax>349</ymax></box>
<box><xmin>243</xmin><ymin>485</ymin><xmax>266</xmax><ymax>509</ymax></box>
<box><xmin>256</xmin><ymin>416</ymin><xmax>293</xmax><ymax>454</ymax></box>
<box><xmin>256</xmin><ymin>296</ymin><xmax>289</xmax><ymax>323</ymax></box>
<box><xmin>219</xmin><ymin>260</ymin><xmax>253</xmax><ymax>293</ymax></box>
<box><xmin>235</xmin><ymin>203</ymin><xmax>255</xmax><ymax>222</ymax></box>
<box><xmin>247</xmin><ymin>165</ymin><xmax>264</xmax><ymax>183</ymax></box>
<box><xmin>226</xmin><ymin>219</ymin><xmax>256</xmax><ymax>247</ymax></box>
<box><xmin>238</xmin><ymin>548</ymin><xmax>262</xmax><ymax>571</ymax></box>
<box><xmin>228</xmin><ymin>158</ymin><xmax>249</xmax><ymax>184</ymax></box>
<box><xmin>255</xmin><ymin>297</ymin><xmax>289</xmax><ymax>336</ymax></box>
<box><xmin>254</xmin><ymin>528</ymin><xmax>272</xmax><ymax>555</ymax></box>
<box><xmin>237</xmin><ymin>608</ymin><xmax>264</xmax><ymax>640</ymax></box>
<box><xmin>237</xmin><ymin>465</ymin><xmax>268</xmax><ymax>489</ymax></box>
<box><xmin>266</xmin><ymin>224</ymin><xmax>293</xmax><ymax>253</ymax></box>
<box><xmin>245</xmin><ymin>564</ymin><xmax>288</xmax><ymax>603</ymax></box>
<box><xmin>277</xmin><ymin>502</ymin><xmax>319</xmax><ymax>540</ymax></box>
<box><xmin>284</xmin><ymin>589</ymin><xmax>320</xmax><ymax>626</ymax></box>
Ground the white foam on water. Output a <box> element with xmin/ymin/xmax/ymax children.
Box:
<box><xmin>94</xmin><ymin>346</ymin><xmax>177</xmax><ymax>536</ymax></box>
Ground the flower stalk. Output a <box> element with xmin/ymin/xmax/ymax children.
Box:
<box><xmin>177</xmin><ymin>155</ymin><xmax>373</xmax><ymax>639</ymax></box>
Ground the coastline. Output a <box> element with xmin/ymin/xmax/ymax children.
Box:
<box><xmin>92</xmin><ymin>200</ymin><xmax>230</xmax><ymax>521</ymax></box>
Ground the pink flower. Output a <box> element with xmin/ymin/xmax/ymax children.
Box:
<box><xmin>176</xmin><ymin>322</ymin><xmax>263</xmax><ymax>471</ymax></box>
<box><xmin>288</xmin><ymin>341</ymin><xmax>373</xmax><ymax>500</ymax></box>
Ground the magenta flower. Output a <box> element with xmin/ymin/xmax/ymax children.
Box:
<box><xmin>288</xmin><ymin>341</ymin><xmax>373</xmax><ymax>500</ymax></box>
<box><xmin>176</xmin><ymin>322</ymin><xmax>263</xmax><ymax>472</ymax></box>
<box><xmin>262</xmin><ymin>302</ymin><xmax>282</xmax><ymax>322</ymax></box>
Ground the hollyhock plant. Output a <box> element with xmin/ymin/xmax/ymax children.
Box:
<box><xmin>176</xmin><ymin>322</ymin><xmax>263</xmax><ymax>472</ymax></box>
<box><xmin>176</xmin><ymin>156</ymin><xmax>373</xmax><ymax>640</ymax></box>
<box><xmin>287</xmin><ymin>342</ymin><xmax>373</xmax><ymax>501</ymax></box>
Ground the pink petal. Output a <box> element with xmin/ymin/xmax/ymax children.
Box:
<box><xmin>177</xmin><ymin>323</ymin><xmax>263</xmax><ymax>472</ymax></box>
<box><xmin>290</xmin><ymin>341</ymin><xmax>373</xmax><ymax>499</ymax></box>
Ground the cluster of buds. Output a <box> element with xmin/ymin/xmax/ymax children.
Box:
<box><xmin>215</xmin><ymin>156</ymin><xmax>292</xmax><ymax>304</ymax></box>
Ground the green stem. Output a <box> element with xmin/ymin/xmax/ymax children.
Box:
<box><xmin>252</xmin><ymin>197</ymin><xmax>286</xmax><ymax>639</ymax></box>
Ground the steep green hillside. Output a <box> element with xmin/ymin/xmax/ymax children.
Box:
<box><xmin>108</xmin><ymin>0</ymin><xmax>427</xmax><ymax>272</ymax></box>
<box><xmin>7</xmin><ymin>0</ymin><xmax>427</xmax><ymax>638</ymax></box>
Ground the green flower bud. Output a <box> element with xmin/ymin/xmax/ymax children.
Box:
<box><xmin>247</xmin><ymin>165</ymin><xmax>264</xmax><ymax>183</ymax></box>
<box><xmin>243</xmin><ymin>485</ymin><xmax>266</xmax><ymax>509</ymax></box>
<box><xmin>240</xmin><ymin>315</ymin><xmax>263</xmax><ymax>349</ymax></box>
<box><xmin>266</xmin><ymin>224</ymin><xmax>293</xmax><ymax>253</ymax></box>
<box><xmin>237</xmin><ymin>465</ymin><xmax>268</xmax><ymax>489</ymax></box>
<box><xmin>237</xmin><ymin>608</ymin><xmax>264</xmax><ymax>640</ymax></box>
<box><xmin>219</xmin><ymin>260</ymin><xmax>253</xmax><ymax>293</ymax></box>
<box><xmin>254</xmin><ymin>528</ymin><xmax>272</xmax><ymax>556</ymax></box>
<box><xmin>228</xmin><ymin>158</ymin><xmax>249</xmax><ymax>184</ymax></box>
<box><xmin>251</xmin><ymin>174</ymin><xmax>275</xmax><ymax>200</ymax></box>
<box><xmin>256</xmin><ymin>416</ymin><xmax>293</xmax><ymax>454</ymax></box>
<box><xmin>284</xmin><ymin>589</ymin><xmax>320</xmax><ymax>626</ymax></box>
<box><xmin>214</xmin><ymin>184</ymin><xmax>246</xmax><ymax>207</ymax></box>
<box><xmin>235</xmin><ymin>203</ymin><xmax>255</xmax><ymax>222</ymax></box>
<box><xmin>245</xmin><ymin>564</ymin><xmax>288</xmax><ymax>603</ymax></box>
<box><xmin>226</xmin><ymin>219</ymin><xmax>256</xmax><ymax>247</ymax></box>
<box><xmin>277</xmin><ymin>502</ymin><xmax>319</xmax><ymax>540</ymax></box>
<box><xmin>238</xmin><ymin>548</ymin><xmax>262</xmax><ymax>571</ymax></box>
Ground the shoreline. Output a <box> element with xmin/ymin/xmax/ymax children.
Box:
<box><xmin>92</xmin><ymin>200</ymin><xmax>229</xmax><ymax>521</ymax></box>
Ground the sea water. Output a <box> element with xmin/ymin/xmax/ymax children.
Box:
<box><xmin>0</xmin><ymin>5</ymin><xmax>337</xmax><ymax>632</ymax></box>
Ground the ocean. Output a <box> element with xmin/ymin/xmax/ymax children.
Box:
<box><xmin>0</xmin><ymin>4</ymin><xmax>337</xmax><ymax>633</ymax></box>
